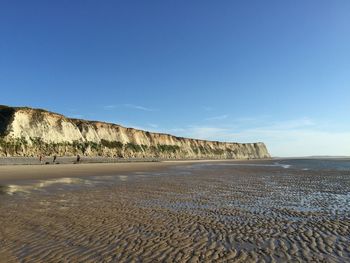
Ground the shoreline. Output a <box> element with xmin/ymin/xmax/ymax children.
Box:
<box><xmin>0</xmin><ymin>156</ymin><xmax>270</xmax><ymax>166</ymax></box>
<box><xmin>0</xmin><ymin>158</ymin><xmax>271</xmax><ymax>184</ymax></box>
<box><xmin>2</xmin><ymin>156</ymin><xmax>348</xmax><ymax>184</ymax></box>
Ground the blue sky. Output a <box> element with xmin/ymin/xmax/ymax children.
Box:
<box><xmin>1</xmin><ymin>1</ymin><xmax>349</xmax><ymax>157</ymax></box>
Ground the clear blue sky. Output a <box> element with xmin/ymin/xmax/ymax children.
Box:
<box><xmin>1</xmin><ymin>1</ymin><xmax>349</xmax><ymax>156</ymax></box>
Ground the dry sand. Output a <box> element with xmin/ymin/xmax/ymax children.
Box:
<box><xmin>0</xmin><ymin>160</ymin><xmax>349</xmax><ymax>262</ymax></box>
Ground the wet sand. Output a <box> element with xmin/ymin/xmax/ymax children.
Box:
<box><xmin>0</xmin><ymin>160</ymin><xmax>349</xmax><ymax>262</ymax></box>
<box><xmin>0</xmin><ymin>162</ymin><xmax>171</xmax><ymax>183</ymax></box>
<box><xmin>0</xmin><ymin>159</ymin><xmax>238</xmax><ymax>183</ymax></box>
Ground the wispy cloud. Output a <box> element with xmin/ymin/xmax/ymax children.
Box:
<box><xmin>103</xmin><ymin>105</ymin><xmax>117</xmax><ymax>110</ymax></box>
<box><xmin>103</xmin><ymin>104</ymin><xmax>156</xmax><ymax>112</ymax></box>
<box><xmin>205</xmin><ymin>114</ymin><xmax>228</xmax><ymax>121</ymax></box>
<box><xmin>99</xmin><ymin>114</ymin><xmax>349</xmax><ymax>157</ymax></box>
<box><xmin>266</xmin><ymin>117</ymin><xmax>315</xmax><ymax>130</ymax></box>
<box><xmin>123</xmin><ymin>104</ymin><xmax>156</xmax><ymax>112</ymax></box>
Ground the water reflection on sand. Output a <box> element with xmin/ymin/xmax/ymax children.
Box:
<box><xmin>1</xmin><ymin>174</ymin><xmax>135</xmax><ymax>196</ymax></box>
<box><xmin>0</xmin><ymin>159</ymin><xmax>349</xmax><ymax>262</ymax></box>
<box><xmin>4</xmin><ymin>178</ymin><xmax>90</xmax><ymax>195</ymax></box>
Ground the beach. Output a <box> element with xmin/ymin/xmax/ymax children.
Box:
<box><xmin>0</xmin><ymin>159</ymin><xmax>349</xmax><ymax>262</ymax></box>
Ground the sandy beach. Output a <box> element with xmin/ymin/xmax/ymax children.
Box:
<box><xmin>0</xmin><ymin>157</ymin><xmax>259</xmax><ymax>184</ymax></box>
<box><xmin>0</xmin><ymin>161</ymin><xmax>171</xmax><ymax>183</ymax></box>
<box><xmin>0</xmin><ymin>159</ymin><xmax>241</xmax><ymax>183</ymax></box>
<box><xmin>0</xmin><ymin>159</ymin><xmax>349</xmax><ymax>262</ymax></box>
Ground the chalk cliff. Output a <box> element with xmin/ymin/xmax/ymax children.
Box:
<box><xmin>0</xmin><ymin>105</ymin><xmax>270</xmax><ymax>159</ymax></box>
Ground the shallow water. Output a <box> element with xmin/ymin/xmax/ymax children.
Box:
<box><xmin>278</xmin><ymin>157</ymin><xmax>350</xmax><ymax>171</ymax></box>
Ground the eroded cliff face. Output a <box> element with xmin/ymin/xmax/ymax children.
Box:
<box><xmin>0</xmin><ymin>106</ymin><xmax>270</xmax><ymax>159</ymax></box>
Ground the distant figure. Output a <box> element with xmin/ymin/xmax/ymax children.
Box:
<box><xmin>39</xmin><ymin>155</ymin><xmax>43</xmax><ymax>164</ymax></box>
<box><xmin>76</xmin><ymin>154</ymin><xmax>81</xmax><ymax>163</ymax></box>
<box><xmin>53</xmin><ymin>155</ymin><xmax>57</xmax><ymax>163</ymax></box>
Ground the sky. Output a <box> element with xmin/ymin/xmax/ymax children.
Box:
<box><xmin>0</xmin><ymin>0</ymin><xmax>349</xmax><ymax>157</ymax></box>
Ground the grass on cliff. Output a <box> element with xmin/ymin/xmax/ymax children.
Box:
<box><xmin>125</xmin><ymin>142</ymin><xmax>143</xmax><ymax>152</ymax></box>
<box><xmin>0</xmin><ymin>137</ymin><xmax>188</xmax><ymax>156</ymax></box>
<box><xmin>101</xmin><ymin>139</ymin><xmax>123</xmax><ymax>149</ymax></box>
<box><xmin>0</xmin><ymin>137</ymin><xmax>28</xmax><ymax>155</ymax></box>
<box><xmin>157</xmin><ymin>144</ymin><xmax>180</xmax><ymax>153</ymax></box>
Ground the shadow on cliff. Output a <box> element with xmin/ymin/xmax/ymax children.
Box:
<box><xmin>0</xmin><ymin>106</ymin><xmax>16</xmax><ymax>136</ymax></box>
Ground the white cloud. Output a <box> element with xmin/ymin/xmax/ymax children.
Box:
<box><xmin>99</xmin><ymin>115</ymin><xmax>349</xmax><ymax>157</ymax></box>
<box><xmin>103</xmin><ymin>104</ymin><xmax>156</xmax><ymax>112</ymax></box>
<box><xmin>103</xmin><ymin>105</ymin><xmax>117</xmax><ymax>110</ymax></box>
<box><xmin>266</xmin><ymin>117</ymin><xmax>315</xmax><ymax>130</ymax></box>
<box><xmin>123</xmin><ymin>104</ymin><xmax>156</xmax><ymax>112</ymax></box>
<box><xmin>205</xmin><ymin>114</ymin><xmax>229</xmax><ymax>121</ymax></box>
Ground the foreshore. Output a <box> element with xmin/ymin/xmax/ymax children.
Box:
<box><xmin>0</xmin><ymin>161</ymin><xmax>171</xmax><ymax>184</ymax></box>
<box><xmin>0</xmin><ymin>156</ymin><xmax>160</xmax><ymax>166</ymax></box>
<box><xmin>0</xmin><ymin>156</ymin><xmax>263</xmax><ymax>166</ymax></box>
<box><xmin>0</xmin><ymin>158</ymin><xmax>260</xmax><ymax>183</ymax></box>
<box><xmin>1</xmin><ymin>158</ymin><xmax>349</xmax><ymax>262</ymax></box>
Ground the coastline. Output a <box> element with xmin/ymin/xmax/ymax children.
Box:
<box><xmin>0</xmin><ymin>158</ymin><xmax>269</xmax><ymax>184</ymax></box>
<box><xmin>0</xmin><ymin>156</ymin><xmax>269</xmax><ymax>166</ymax></box>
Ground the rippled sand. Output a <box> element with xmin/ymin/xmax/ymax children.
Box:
<box><xmin>0</xmin><ymin>161</ymin><xmax>349</xmax><ymax>262</ymax></box>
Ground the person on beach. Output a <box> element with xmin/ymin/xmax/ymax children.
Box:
<box><xmin>76</xmin><ymin>154</ymin><xmax>81</xmax><ymax>163</ymax></box>
<box><xmin>39</xmin><ymin>154</ymin><xmax>43</xmax><ymax>164</ymax></box>
<box><xmin>53</xmin><ymin>155</ymin><xmax>57</xmax><ymax>163</ymax></box>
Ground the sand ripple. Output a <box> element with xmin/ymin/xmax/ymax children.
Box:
<box><xmin>0</xmin><ymin>163</ymin><xmax>349</xmax><ymax>262</ymax></box>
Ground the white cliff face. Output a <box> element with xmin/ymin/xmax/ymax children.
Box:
<box><xmin>0</xmin><ymin>106</ymin><xmax>270</xmax><ymax>159</ymax></box>
<box><xmin>10</xmin><ymin>110</ymin><xmax>83</xmax><ymax>143</ymax></box>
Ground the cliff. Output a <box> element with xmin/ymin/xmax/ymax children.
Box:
<box><xmin>0</xmin><ymin>105</ymin><xmax>270</xmax><ymax>159</ymax></box>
